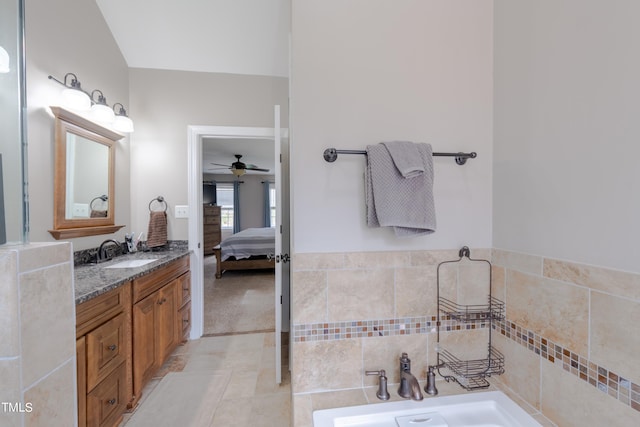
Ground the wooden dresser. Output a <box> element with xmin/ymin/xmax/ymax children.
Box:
<box><xmin>203</xmin><ymin>204</ymin><xmax>221</xmax><ymax>255</ymax></box>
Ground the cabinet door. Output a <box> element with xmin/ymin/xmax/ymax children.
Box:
<box><xmin>86</xmin><ymin>312</ymin><xmax>126</xmax><ymax>390</ymax></box>
<box><xmin>176</xmin><ymin>272</ymin><xmax>191</xmax><ymax>308</ymax></box>
<box><xmin>77</xmin><ymin>337</ymin><xmax>87</xmax><ymax>427</ymax></box>
<box><xmin>156</xmin><ymin>281</ymin><xmax>179</xmax><ymax>363</ymax></box>
<box><xmin>86</xmin><ymin>363</ymin><xmax>126</xmax><ymax>427</ymax></box>
<box><xmin>132</xmin><ymin>293</ymin><xmax>157</xmax><ymax>399</ymax></box>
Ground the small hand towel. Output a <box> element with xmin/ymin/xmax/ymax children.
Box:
<box><xmin>365</xmin><ymin>142</ymin><xmax>436</xmax><ymax>237</ymax></box>
<box><xmin>90</xmin><ymin>209</ymin><xmax>107</xmax><ymax>218</ymax></box>
<box><xmin>381</xmin><ymin>141</ymin><xmax>424</xmax><ymax>178</ymax></box>
<box><xmin>147</xmin><ymin>211</ymin><xmax>168</xmax><ymax>248</ymax></box>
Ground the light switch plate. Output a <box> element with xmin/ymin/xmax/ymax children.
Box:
<box><xmin>175</xmin><ymin>205</ymin><xmax>189</xmax><ymax>218</ymax></box>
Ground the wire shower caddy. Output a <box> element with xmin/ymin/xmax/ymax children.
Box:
<box><xmin>435</xmin><ymin>246</ymin><xmax>505</xmax><ymax>390</ymax></box>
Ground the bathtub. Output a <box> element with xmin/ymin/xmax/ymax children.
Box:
<box><xmin>313</xmin><ymin>391</ymin><xmax>542</xmax><ymax>427</ymax></box>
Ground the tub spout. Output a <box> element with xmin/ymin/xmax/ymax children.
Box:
<box><xmin>399</xmin><ymin>370</ymin><xmax>424</xmax><ymax>401</ymax></box>
<box><xmin>398</xmin><ymin>353</ymin><xmax>423</xmax><ymax>401</ymax></box>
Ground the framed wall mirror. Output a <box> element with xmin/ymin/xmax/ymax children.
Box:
<box><xmin>48</xmin><ymin>106</ymin><xmax>125</xmax><ymax>239</ymax></box>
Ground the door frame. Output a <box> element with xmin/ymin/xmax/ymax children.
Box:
<box><xmin>187</xmin><ymin>124</ymin><xmax>288</xmax><ymax>339</ymax></box>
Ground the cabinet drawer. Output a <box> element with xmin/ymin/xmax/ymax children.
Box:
<box><xmin>86</xmin><ymin>313</ymin><xmax>127</xmax><ymax>391</ymax></box>
<box><xmin>133</xmin><ymin>256</ymin><xmax>189</xmax><ymax>303</ymax></box>
<box><xmin>177</xmin><ymin>273</ymin><xmax>191</xmax><ymax>307</ymax></box>
<box><xmin>77</xmin><ymin>284</ymin><xmax>130</xmax><ymax>338</ymax></box>
<box><xmin>86</xmin><ymin>362</ymin><xmax>127</xmax><ymax>427</ymax></box>
<box><xmin>203</xmin><ymin>215</ymin><xmax>220</xmax><ymax>225</ymax></box>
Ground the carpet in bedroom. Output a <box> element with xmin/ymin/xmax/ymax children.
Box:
<box><xmin>203</xmin><ymin>255</ymin><xmax>275</xmax><ymax>336</ymax></box>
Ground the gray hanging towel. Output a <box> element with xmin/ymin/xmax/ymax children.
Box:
<box><xmin>147</xmin><ymin>211</ymin><xmax>168</xmax><ymax>248</ymax></box>
<box><xmin>365</xmin><ymin>141</ymin><xmax>436</xmax><ymax>237</ymax></box>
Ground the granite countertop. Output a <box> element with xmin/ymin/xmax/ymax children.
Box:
<box><xmin>74</xmin><ymin>247</ymin><xmax>191</xmax><ymax>305</ymax></box>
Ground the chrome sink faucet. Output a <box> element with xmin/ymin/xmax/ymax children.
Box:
<box><xmin>98</xmin><ymin>239</ymin><xmax>121</xmax><ymax>262</ymax></box>
<box><xmin>398</xmin><ymin>353</ymin><xmax>423</xmax><ymax>401</ymax></box>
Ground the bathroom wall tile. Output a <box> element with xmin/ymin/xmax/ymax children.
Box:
<box><xmin>292</xmin><ymin>394</ymin><xmax>313</xmax><ymax>427</ymax></box>
<box><xmin>310</xmin><ymin>388</ymin><xmax>368</xmax><ymax>410</ymax></box>
<box><xmin>540</xmin><ymin>357</ymin><xmax>640</xmax><ymax>427</ymax></box>
<box><xmin>437</xmin><ymin>328</ymin><xmax>492</xmax><ymax>362</ymax></box>
<box><xmin>409</xmin><ymin>249</ymin><xmax>462</xmax><ymax>266</ymax></box>
<box><xmin>433</xmin><ymin>262</ymin><xmax>458</xmax><ymax>302</ymax></box>
<box><xmin>0</xmin><ymin>251</ymin><xmax>19</xmax><ymax>357</ymax></box>
<box><xmin>344</xmin><ymin>251</ymin><xmax>410</xmax><ymax>269</ymax></box>
<box><xmin>17</xmin><ymin>242</ymin><xmax>72</xmax><ymax>273</ymax></box>
<box><xmin>327</xmin><ymin>269</ymin><xmax>394</xmax><ymax>321</ymax></box>
<box><xmin>20</xmin><ymin>263</ymin><xmax>75</xmax><ymax>388</ymax></box>
<box><xmin>292</xmin><ymin>270</ymin><xmax>327</xmax><ymax>324</ymax></box>
<box><xmin>0</xmin><ymin>357</ymin><xmax>22</xmax><ymax>427</ymax></box>
<box><xmin>292</xmin><ymin>339</ymin><xmax>363</xmax><ymax>393</ymax></box>
<box><xmin>491</xmin><ymin>265</ymin><xmax>506</xmax><ymax>303</ymax></box>
<box><xmin>494</xmin><ymin>334</ymin><xmax>541</xmax><ymax>409</ymax></box>
<box><xmin>591</xmin><ymin>291</ymin><xmax>640</xmax><ymax>384</ymax></box>
<box><xmin>492</xmin><ymin>249</ymin><xmax>542</xmax><ymax>275</ymax></box>
<box><xmin>458</xmin><ymin>259</ymin><xmax>492</xmax><ymax>306</ymax></box>
<box><xmin>544</xmin><ymin>258</ymin><xmax>640</xmax><ymax>302</ymax></box>
<box><xmin>292</xmin><ymin>253</ymin><xmax>345</xmax><ymax>271</ymax></box>
<box><xmin>24</xmin><ymin>359</ymin><xmax>76</xmax><ymax>427</ymax></box>
<box><xmin>395</xmin><ymin>266</ymin><xmax>437</xmax><ymax>317</ymax></box>
<box><xmin>362</xmin><ymin>334</ymin><xmax>429</xmax><ymax>386</ymax></box>
<box><xmin>506</xmin><ymin>270</ymin><xmax>588</xmax><ymax>355</ymax></box>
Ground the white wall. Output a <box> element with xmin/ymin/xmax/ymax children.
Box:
<box><xmin>128</xmin><ymin>68</ymin><xmax>288</xmax><ymax>240</ymax></box>
<box><xmin>203</xmin><ymin>173</ymin><xmax>275</xmax><ymax>232</ymax></box>
<box><xmin>25</xmin><ymin>0</ymin><xmax>130</xmax><ymax>250</ymax></box>
<box><xmin>493</xmin><ymin>0</ymin><xmax>640</xmax><ymax>273</ymax></box>
<box><xmin>290</xmin><ymin>0</ymin><xmax>494</xmax><ymax>254</ymax></box>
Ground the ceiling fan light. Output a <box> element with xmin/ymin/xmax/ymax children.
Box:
<box><xmin>231</xmin><ymin>168</ymin><xmax>246</xmax><ymax>177</ymax></box>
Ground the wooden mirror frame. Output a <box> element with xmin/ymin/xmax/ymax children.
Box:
<box><xmin>48</xmin><ymin>107</ymin><xmax>125</xmax><ymax>239</ymax></box>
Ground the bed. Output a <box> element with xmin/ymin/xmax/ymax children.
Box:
<box><xmin>212</xmin><ymin>227</ymin><xmax>276</xmax><ymax>278</ymax></box>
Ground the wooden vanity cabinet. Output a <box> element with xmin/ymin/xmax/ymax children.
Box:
<box><xmin>76</xmin><ymin>283</ymin><xmax>132</xmax><ymax>427</ymax></box>
<box><xmin>76</xmin><ymin>255</ymin><xmax>191</xmax><ymax>424</ymax></box>
<box><xmin>131</xmin><ymin>256</ymin><xmax>190</xmax><ymax>407</ymax></box>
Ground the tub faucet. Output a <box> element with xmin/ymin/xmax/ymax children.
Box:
<box><xmin>398</xmin><ymin>353</ymin><xmax>423</xmax><ymax>401</ymax></box>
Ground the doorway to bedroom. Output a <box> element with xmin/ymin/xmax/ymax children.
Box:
<box><xmin>201</xmin><ymin>136</ymin><xmax>278</xmax><ymax>336</ymax></box>
<box><xmin>186</xmin><ymin>122</ymin><xmax>291</xmax><ymax>385</ymax></box>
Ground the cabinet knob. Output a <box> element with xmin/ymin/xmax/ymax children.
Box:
<box><xmin>183</xmin><ymin>319</ymin><xmax>189</xmax><ymax>323</ymax></box>
<box><xmin>107</xmin><ymin>398</ymin><xmax>116</xmax><ymax>405</ymax></box>
<box><xmin>108</xmin><ymin>344</ymin><xmax>117</xmax><ymax>351</ymax></box>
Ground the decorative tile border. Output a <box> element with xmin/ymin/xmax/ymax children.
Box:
<box><xmin>292</xmin><ymin>315</ymin><xmax>490</xmax><ymax>342</ymax></box>
<box><xmin>496</xmin><ymin>319</ymin><xmax>640</xmax><ymax>414</ymax></box>
<box><xmin>293</xmin><ymin>315</ymin><xmax>640</xmax><ymax>414</ymax></box>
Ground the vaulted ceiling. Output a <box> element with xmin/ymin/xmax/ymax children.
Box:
<box><xmin>95</xmin><ymin>0</ymin><xmax>288</xmax><ymax>174</ymax></box>
<box><xmin>96</xmin><ymin>0</ymin><xmax>290</xmax><ymax>77</ymax></box>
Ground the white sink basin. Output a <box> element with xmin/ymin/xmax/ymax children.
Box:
<box><xmin>103</xmin><ymin>259</ymin><xmax>158</xmax><ymax>269</ymax></box>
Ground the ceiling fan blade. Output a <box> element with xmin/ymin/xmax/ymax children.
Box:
<box><xmin>210</xmin><ymin>162</ymin><xmax>231</xmax><ymax>167</ymax></box>
<box><xmin>246</xmin><ymin>166</ymin><xmax>270</xmax><ymax>172</ymax></box>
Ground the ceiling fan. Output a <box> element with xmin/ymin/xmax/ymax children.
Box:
<box><xmin>209</xmin><ymin>154</ymin><xmax>270</xmax><ymax>176</ymax></box>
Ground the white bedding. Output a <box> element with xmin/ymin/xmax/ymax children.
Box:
<box><xmin>219</xmin><ymin>227</ymin><xmax>275</xmax><ymax>261</ymax></box>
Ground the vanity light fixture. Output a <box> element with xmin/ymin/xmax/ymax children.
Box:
<box><xmin>0</xmin><ymin>46</ymin><xmax>9</xmax><ymax>73</ymax></box>
<box><xmin>48</xmin><ymin>74</ymin><xmax>135</xmax><ymax>133</ymax></box>
<box><xmin>48</xmin><ymin>73</ymin><xmax>92</xmax><ymax>111</ymax></box>
<box><xmin>90</xmin><ymin>89</ymin><xmax>116</xmax><ymax>124</ymax></box>
<box><xmin>112</xmin><ymin>103</ymin><xmax>134</xmax><ymax>133</ymax></box>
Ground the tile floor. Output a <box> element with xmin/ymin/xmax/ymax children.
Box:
<box><xmin>120</xmin><ymin>332</ymin><xmax>291</xmax><ymax>426</ymax></box>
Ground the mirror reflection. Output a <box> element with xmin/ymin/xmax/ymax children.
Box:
<box><xmin>65</xmin><ymin>132</ymin><xmax>109</xmax><ymax>219</ymax></box>
<box><xmin>49</xmin><ymin>106</ymin><xmax>124</xmax><ymax>239</ymax></box>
